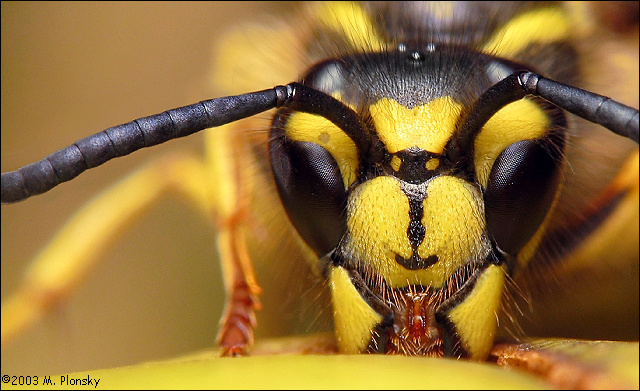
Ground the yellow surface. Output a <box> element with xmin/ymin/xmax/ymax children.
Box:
<box><xmin>2</xmin><ymin>335</ymin><xmax>550</xmax><ymax>390</ymax></box>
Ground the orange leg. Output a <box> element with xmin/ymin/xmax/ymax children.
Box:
<box><xmin>206</xmin><ymin>123</ymin><xmax>265</xmax><ymax>356</ymax></box>
<box><xmin>215</xmin><ymin>222</ymin><xmax>263</xmax><ymax>356</ymax></box>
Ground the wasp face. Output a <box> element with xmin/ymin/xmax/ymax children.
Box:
<box><xmin>270</xmin><ymin>45</ymin><xmax>566</xmax><ymax>359</ymax></box>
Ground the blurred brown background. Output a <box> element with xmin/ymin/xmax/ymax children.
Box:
<box><xmin>1</xmin><ymin>1</ymin><xmax>291</xmax><ymax>375</ymax></box>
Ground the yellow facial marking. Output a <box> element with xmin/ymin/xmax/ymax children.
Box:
<box><xmin>425</xmin><ymin>158</ymin><xmax>440</xmax><ymax>171</ymax></box>
<box><xmin>390</xmin><ymin>155</ymin><xmax>402</xmax><ymax>172</ymax></box>
<box><xmin>330</xmin><ymin>265</ymin><xmax>383</xmax><ymax>354</ymax></box>
<box><xmin>417</xmin><ymin>176</ymin><xmax>489</xmax><ymax>286</ymax></box>
<box><xmin>474</xmin><ymin>98</ymin><xmax>550</xmax><ymax>187</ymax></box>
<box><xmin>345</xmin><ymin>176</ymin><xmax>413</xmax><ymax>286</ymax></box>
<box><xmin>345</xmin><ymin>176</ymin><xmax>489</xmax><ymax>289</ymax></box>
<box><xmin>286</xmin><ymin>112</ymin><xmax>358</xmax><ymax>188</ymax></box>
<box><xmin>370</xmin><ymin>97</ymin><xmax>462</xmax><ymax>154</ymax></box>
<box><xmin>445</xmin><ymin>264</ymin><xmax>506</xmax><ymax>360</ymax></box>
<box><xmin>314</xmin><ymin>1</ymin><xmax>385</xmax><ymax>52</ymax></box>
<box><xmin>482</xmin><ymin>7</ymin><xmax>571</xmax><ymax>59</ymax></box>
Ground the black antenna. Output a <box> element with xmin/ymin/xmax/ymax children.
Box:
<box><xmin>455</xmin><ymin>71</ymin><xmax>639</xmax><ymax>157</ymax></box>
<box><xmin>519</xmin><ymin>72</ymin><xmax>639</xmax><ymax>143</ymax></box>
<box><xmin>1</xmin><ymin>82</ymin><xmax>369</xmax><ymax>204</ymax></box>
<box><xmin>1</xmin><ymin>86</ymin><xmax>291</xmax><ymax>204</ymax></box>
<box><xmin>2</xmin><ymin>74</ymin><xmax>637</xmax><ymax>204</ymax></box>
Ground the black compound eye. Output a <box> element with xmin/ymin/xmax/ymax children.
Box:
<box><xmin>269</xmin><ymin>132</ymin><xmax>348</xmax><ymax>257</ymax></box>
<box><xmin>484</xmin><ymin>138</ymin><xmax>563</xmax><ymax>255</ymax></box>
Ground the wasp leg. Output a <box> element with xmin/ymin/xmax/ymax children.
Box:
<box><xmin>489</xmin><ymin>339</ymin><xmax>639</xmax><ymax>389</ymax></box>
<box><xmin>1</xmin><ymin>153</ymin><xmax>212</xmax><ymax>346</ymax></box>
<box><xmin>570</xmin><ymin>149</ymin><xmax>639</xmax><ymax>266</ymax></box>
<box><xmin>553</xmin><ymin>149</ymin><xmax>639</xmax><ymax>272</ymax></box>
<box><xmin>205</xmin><ymin>124</ymin><xmax>263</xmax><ymax>356</ymax></box>
<box><xmin>215</xmin><ymin>226</ymin><xmax>262</xmax><ymax>357</ymax></box>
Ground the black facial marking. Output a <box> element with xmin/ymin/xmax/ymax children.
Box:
<box><xmin>394</xmin><ymin>183</ymin><xmax>439</xmax><ymax>270</ymax></box>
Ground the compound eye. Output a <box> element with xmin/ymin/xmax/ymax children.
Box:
<box><xmin>484</xmin><ymin>138</ymin><xmax>563</xmax><ymax>255</ymax></box>
<box><xmin>270</xmin><ymin>133</ymin><xmax>348</xmax><ymax>257</ymax></box>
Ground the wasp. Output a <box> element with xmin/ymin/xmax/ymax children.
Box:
<box><xmin>2</xmin><ymin>1</ymin><xmax>638</xmax><ymax>386</ymax></box>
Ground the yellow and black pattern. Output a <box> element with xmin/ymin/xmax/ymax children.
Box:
<box><xmin>1</xmin><ymin>2</ymin><xmax>636</xmax><ymax>377</ymax></box>
<box><xmin>269</xmin><ymin>1</ymin><xmax>579</xmax><ymax>360</ymax></box>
